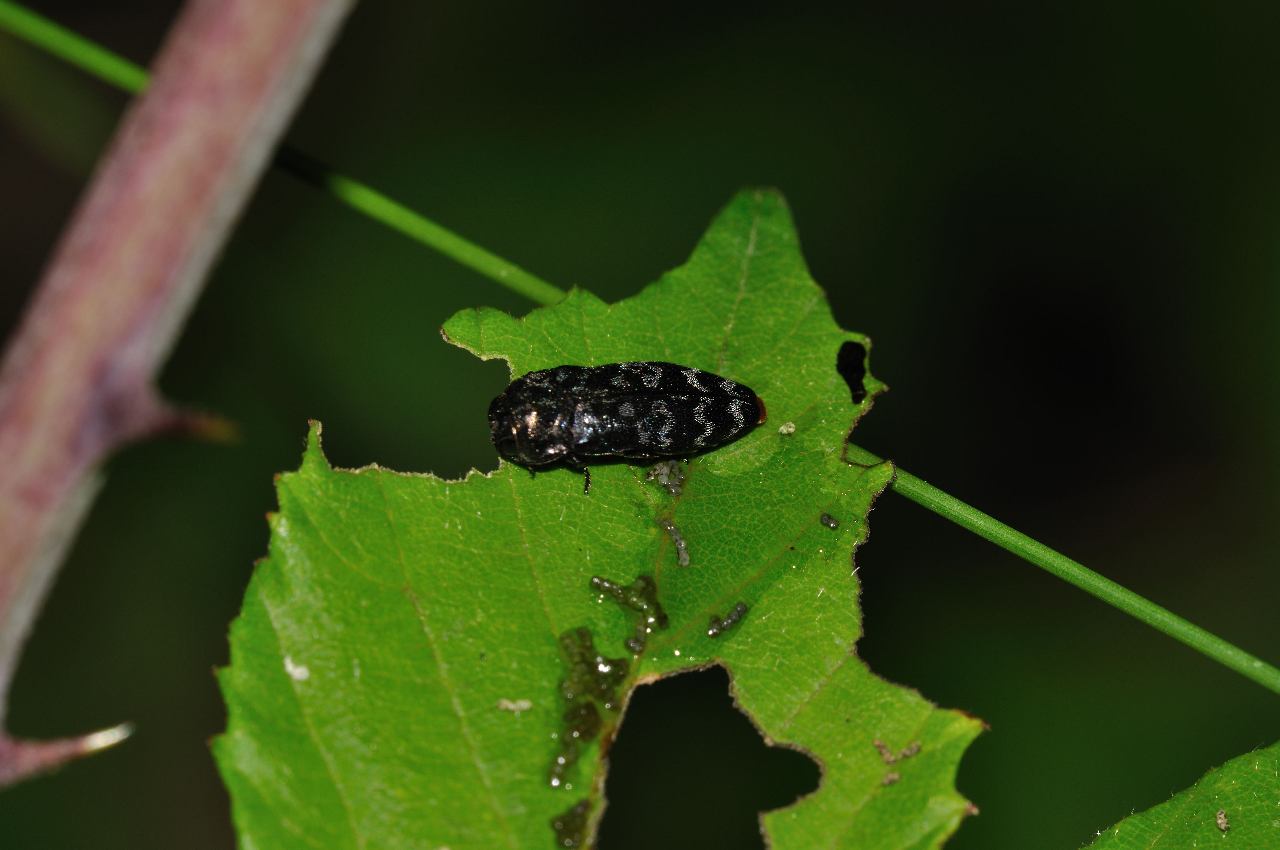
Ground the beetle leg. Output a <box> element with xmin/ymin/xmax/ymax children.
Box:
<box><xmin>582</xmin><ymin>467</ymin><xmax>592</xmax><ymax>495</ymax></box>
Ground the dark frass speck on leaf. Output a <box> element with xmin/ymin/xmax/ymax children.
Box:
<box><xmin>488</xmin><ymin>362</ymin><xmax>766</xmax><ymax>492</ymax></box>
<box><xmin>874</xmin><ymin>739</ymin><xmax>922</xmax><ymax>764</ymax></box>
<box><xmin>659</xmin><ymin>517</ymin><xmax>690</xmax><ymax>566</ymax></box>
<box><xmin>551</xmin><ymin>798</ymin><xmax>592</xmax><ymax>849</ymax></box>
<box><xmin>557</xmin><ymin>627</ymin><xmax>628</xmax><ymax>709</ymax></box>
<box><xmin>549</xmin><ymin>627</ymin><xmax>628</xmax><ymax>789</ymax></box>
<box><xmin>707</xmin><ymin>602</ymin><xmax>749</xmax><ymax>638</ymax></box>
<box><xmin>820</xmin><ymin>512</ymin><xmax>840</xmax><ymax>530</ymax></box>
<box><xmin>645</xmin><ymin>459</ymin><xmax>686</xmax><ymax>495</ymax></box>
<box><xmin>590</xmin><ymin>574</ymin><xmax>669</xmax><ymax>654</ymax></box>
<box><xmin>562</xmin><ymin>700</ymin><xmax>602</xmax><ymax>739</ymax></box>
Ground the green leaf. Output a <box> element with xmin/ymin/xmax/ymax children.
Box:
<box><xmin>215</xmin><ymin>189</ymin><xmax>982</xmax><ymax>849</ymax></box>
<box><xmin>1087</xmin><ymin>741</ymin><xmax>1280</xmax><ymax>848</ymax></box>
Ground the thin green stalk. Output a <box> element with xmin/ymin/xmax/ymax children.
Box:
<box><xmin>0</xmin><ymin>0</ymin><xmax>146</xmax><ymax>93</ymax></box>
<box><xmin>4</xmin><ymin>0</ymin><xmax>1277</xmax><ymax>696</ymax></box>
<box><xmin>0</xmin><ymin>0</ymin><xmax>567</xmax><ymax>308</ymax></box>
<box><xmin>273</xmin><ymin>149</ymin><xmax>565</xmax><ymax>306</ymax></box>
<box><xmin>846</xmin><ymin>443</ymin><xmax>1280</xmax><ymax>695</ymax></box>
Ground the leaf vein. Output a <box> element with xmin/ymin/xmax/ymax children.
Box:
<box><xmin>506</xmin><ymin>474</ymin><xmax>561</xmax><ymax>640</ymax></box>
<box><xmin>374</xmin><ymin>477</ymin><xmax>522</xmax><ymax>850</ymax></box>
<box><xmin>715</xmin><ymin>198</ymin><xmax>760</xmax><ymax>371</ymax></box>
<box><xmin>258</xmin><ymin>596</ymin><xmax>366</xmax><ymax>850</ymax></box>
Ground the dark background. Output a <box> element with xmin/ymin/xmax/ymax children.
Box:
<box><xmin>2</xmin><ymin>2</ymin><xmax>1278</xmax><ymax>848</ymax></box>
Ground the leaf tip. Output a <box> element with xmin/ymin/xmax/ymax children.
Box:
<box><xmin>301</xmin><ymin>420</ymin><xmax>330</xmax><ymax>471</ymax></box>
<box><xmin>731</xmin><ymin>186</ymin><xmax>793</xmax><ymax>222</ymax></box>
<box><xmin>732</xmin><ymin>184</ymin><xmax>788</xmax><ymax>205</ymax></box>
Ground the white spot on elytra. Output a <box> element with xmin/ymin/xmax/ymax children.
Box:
<box><xmin>284</xmin><ymin>656</ymin><xmax>310</xmax><ymax>681</ymax></box>
<box><xmin>652</xmin><ymin>400</ymin><xmax>674</xmax><ymax>448</ymax></box>
<box><xmin>693</xmin><ymin>398</ymin><xmax>714</xmax><ymax>446</ymax></box>
<box><xmin>728</xmin><ymin>399</ymin><xmax>746</xmax><ymax>430</ymax></box>
<box><xmin>682</xmin><ymin>368</ymin><xmax>708</xmax><ymax>391</ymax></box>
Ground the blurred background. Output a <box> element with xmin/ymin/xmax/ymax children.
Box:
<box><xmin>2</xmin><ymin>2</ymin><xmax>1278</xmax><ymax>847</ymax></box>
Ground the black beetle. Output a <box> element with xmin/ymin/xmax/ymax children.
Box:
<box><xmin>489</xmin><ymin>362</ymin><xmax>766</xmax><ymax>491</ymax></box>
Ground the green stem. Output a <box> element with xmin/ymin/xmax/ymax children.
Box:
<box><xmin>273</xmin><ymin>149</ymin><xmax>565</xmax><ymax>307</ymax></box>
<box><xmin>5</xmin><ymin>0</ymin><xmax>1278</xmax><ymax>697</ymax></box>
<box><xmin>0</xmin><ymin>0</ymin><xmax>567</xmax><ymax>309</ymax></box>
<box><xmin>846</xmin><ymin>443</ymin><xmax>1280</xmax><ymax>696</ymax></box>
<box><xmin>0</xmin><ymin>0</ymin><xmax>146</xmax><ymax>93</ymax></box>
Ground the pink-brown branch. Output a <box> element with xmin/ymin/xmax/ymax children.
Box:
<box><xmin>0</xmin><ymin>0</ymin><xmax>354</xmax><ymax>786</ymax></box>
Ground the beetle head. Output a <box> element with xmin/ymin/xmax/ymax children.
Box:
<box><xmin>488</xmin><ymin>394</ymin><xmax>571</xmax><ymax>467</ymax></box>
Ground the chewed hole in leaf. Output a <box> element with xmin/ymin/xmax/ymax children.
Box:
<box><xmin>596</xmin><ymin>667</ymin><xmax>820</xmax><ymax>849</ymax></box>
<box><xmin>836</xmin><ymin>341</ymin><xmax>868</xmax><ymax>404</ymax></box>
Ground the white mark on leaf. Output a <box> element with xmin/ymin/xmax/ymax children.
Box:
<box><xmin>284</xmin><ymin>656</ymin><xmax>310</xmax><ymax>681</ymax></box>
